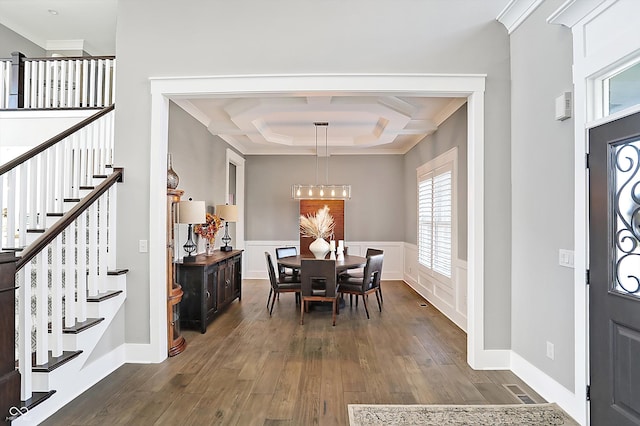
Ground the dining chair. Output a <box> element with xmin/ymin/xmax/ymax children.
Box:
<box><xmin>265</xmin><ymin>252</ymin><xmax>301</xmax><ymax>316</ymax></box>
<box><xmin>275</xmin><ymin>246</ymin><xmax>299</xmax><ymax>280</ymax></box>
<box><xmin>300</xmin><ymin>259</ymin><xmax>339</xmax><ymax>326</ymax></box>
<box><xmin>339</xmin><ymin>248</ymin><xmax>384</xmax><ymax>303</ymax></box>
<box><xmin>338</xmin><ymin>253</ymin><xmax>383</xmax><ymax>319</ymax></box>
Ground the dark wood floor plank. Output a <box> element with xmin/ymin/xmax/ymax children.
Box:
<box><xmin>41</xmin><ymin>279</ymin><xmax>546</xmax><ymax>425</ymax></box>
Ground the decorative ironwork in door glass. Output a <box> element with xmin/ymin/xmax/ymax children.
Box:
<box><xmin>613</xmin><ymin>138</ymin><xmax>640</xmax><ymax>297</ymax></box>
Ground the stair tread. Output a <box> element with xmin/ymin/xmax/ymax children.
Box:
<box><xmin>20</xmin><ymin>390</ymin><xmax>56</xmax><ymax>413</ymax></box>
<box><xmin>48</xmin><ymin>317</ymin><xmax>105</xmax><ymax>334</ymax></box>
<box><xmin>87</xmin><ymin>290</ymin><xmax>123</xmax><ymax>302</ymax></box>
<box><xmin>32</xmin><ymin>350</ymin><xmax>83</xmax><ymax>372</ymax></box>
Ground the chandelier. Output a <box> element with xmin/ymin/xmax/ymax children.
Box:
<box><xmin>291</xmin><ymin>122</ymin><xmax>352</xmax><ymax>200</ymax></box>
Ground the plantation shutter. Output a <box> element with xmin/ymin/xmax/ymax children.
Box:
<box><xmin>418</xmin><ymin>162</ymin><xmax>453</xmax><ymax>279</ymax></box>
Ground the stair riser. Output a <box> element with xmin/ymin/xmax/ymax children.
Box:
<box><xmin>86</xmin><ymin>292</ymin><xmax>126</xmax><ymax>318</ymax></box>
<box><xmin>31</xmin><ymin>355</ymin><xmax>84</xmax><ymax>392</ymax></box>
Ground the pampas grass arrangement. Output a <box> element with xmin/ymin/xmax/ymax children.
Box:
<box><xmin>299</xmin><ymin>205</ymin><xmax>335</xmax><ymax>239</ymax></box>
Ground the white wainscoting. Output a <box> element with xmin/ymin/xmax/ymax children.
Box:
<box><xmin>403</xmin><ymin>243</ymin><xmax>467</xmax><ymax>332</ymax></box>
<box><xmin>244</xmin><ymin>240</ymin><xmax>405</xmax><ymax>280</ymax></box>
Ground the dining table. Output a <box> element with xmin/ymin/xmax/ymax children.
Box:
<box><xmin>276</xmin><ymin>254</ymin><xmax>367</xmax><ymax>273</ymax></box>
<box><xmin>277</xmin><ymin>254</ymin><xmax>367</xmax><ymax>311</ymax></box>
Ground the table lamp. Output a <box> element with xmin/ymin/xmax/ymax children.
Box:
<box><xmin>216</xmin><ymin>204</ymin><xmax>238</xmax><ymax>252</ymax></box>
<box><xmin>178</xmin><ymin>199</ymin><xmax>206</xmax><ymax>262</ymax></box>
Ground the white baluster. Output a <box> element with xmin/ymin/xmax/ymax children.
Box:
<box><xmin>89</xmin><ymin>59</ymin><xmax>96</xmax><ymax>107</ymax></box>
<box><xmin>25</xmin><ymin>61</ymin><xmax>38</xmax><ymax>108</ymax></box>
<box><xmin>0</xmin><ymin>61</ymin><xmax>6</xmax><ymax>108</ymax></box>
<box><xmin>49</xmin><ymin>61</ymin><xmax>60</xmax><ymax>108</ymax></box>
<box><xmin>17</xmin><ymin>266</ymin><xmax>32</xmax><ymax>400</ymax></box>
<box><xmin>97</xmin><ymin>59</ymin><xmax>104</xmax><ymax>107</ymax></box>
<box><xmin>57</xmin><ymin>61</ymin><xmax>71</xmax><ymax>108</ymax></box>
<box><xmin>55</xmin><ymin>143</ymin><xmax>64</xmax><ymax>214</ymax></box>
<box><xmin>38</xmin><ymin>151</ymin><xmax>48</xmax><ymax>229</ymax></box>
<box><xmin>88</xmin><ymin>203</ymin><xmax>98</xmax><ymax>296</ymax></box>
<box><xmin>77</xmin><ymin>210</ymin><xmax>88</xmax><ymax>322</ymax></box>
<box><xmin>111</xmin><ymin>59</ymin><xmax>116</xmax><ymax>104</ymax></box>
<box><xmin>6</xmin><ymin>170</ymin><xmax>16</xmax><ymax>247</ymax></box>
<box><xmin>74</xmin><ymin>60</ymin><xmax>81</xmax><ymax>107</ymax></box>
<box><xmin>98</xmin><ymin>195</ymin><xmax>108</xmax><ymax>292</ymax></box>
<box><xmin>81</xmin><ymin>59</ymin><xmax>89</xmax><ymax>107</ymax></box>
<box><xmin>25</xmin><ymin>61</ymin><xmax>34</xmax><ymax>108</ymax></box>
<box><xmin>18</xmin><ymin>164</ymin><xmax>27</xmax><ymax>247</ymax></box>
<box><xmin>107</xmin><ymin>184</ymin><xmax>117</xmax><ymax>270</ymax></box>
<box><xmin>63</xmin><ymin>140</ymin><xmax>72</xmax><ymax>202</ymax></box>
<box><xmin>64</xmin><ymin>225</ymin><xmax>76</xmax><ymax>329</ymax></box>
<box><xmin>104</xmin><ymin>59</ymin><xmax>113</xmax><ymax>106</ymax></box>
<box><xmin>37</xmin><ymin>60</ymin><xmax>45</xmax><ymax>109</ymax></box>
<box><xmin>50</xmin><ymin>235</ymin><xmax>63</xmax><ymax>357</ymax></box>
<box><xmin>35</xmin><ymin>250</ymin><xmax>48</xmax><ymax>366</ymax></box>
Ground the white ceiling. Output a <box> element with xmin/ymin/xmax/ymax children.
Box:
<box><xmin>0</xmin><ymin>0</ymin><xmax>471</xmax><ymax>155</ymax></box>
<box><xmin>174</xmin><ymin>95</ymin><xmax>467</xmax><ymax>155</ymax></box>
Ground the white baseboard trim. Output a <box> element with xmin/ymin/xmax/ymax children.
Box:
<box><xmin>471</xmin><ymin>349</ymin><xmax>511</xmax><ymax>370</ymax></box>
<box><xmin>510</xmin><ymin>351</ymin><xmax>586</xmax><ymax>425</ymax></box>
<box><xmin>125</xmin><ymin>343</ymin><xmax>164</xmax><ymax>364</ymax></box>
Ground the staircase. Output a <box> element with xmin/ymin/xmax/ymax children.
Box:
<box><xmin>1</xmin><ymin>53</ymin><xmax>126</xmax><ymax>425</ymax></box>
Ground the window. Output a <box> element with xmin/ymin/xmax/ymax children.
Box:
<box><xmin>602</xmin><ymin>60</ymin><xmax>640</xmax><ymax>117</ymax></box>
<box><xmin>417</xmin><ymin>149</ymin><xmax>456</xmax><ymax>280</ymax></box>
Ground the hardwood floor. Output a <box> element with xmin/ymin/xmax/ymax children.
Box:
<box><xmin>42</xmin><ymin>280</ymin><xmax>543</xmax><ymax>425</ymax></box>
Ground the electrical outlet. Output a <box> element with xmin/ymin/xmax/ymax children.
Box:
<box><xmin>139</xmin><ymin>239</ymin><xmax>148</xmax><ymax>253</ymax></box>
<box><xmin>546</xmin><ymin>341</ymin><xmax>555</xmax><ymax>360</ymax></box>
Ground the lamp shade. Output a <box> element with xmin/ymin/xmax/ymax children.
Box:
<box><xmin>216</xmin><ymin>204</ymin><xmax>238</xmax><ymax>222</ymax></box>
<box><xmin>178</xmin><ymin>200</ymin><xmax>206</xmax><ymax>224</ymax></box>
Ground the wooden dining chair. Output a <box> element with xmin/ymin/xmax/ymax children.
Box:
<box><xmin>275</xmin><ymin>246</ymin><xmax>299</xmax><ymax>280</ymax></box>
<box><xmin>338</xmin><ymin>253</ymin><xmax>383</xmax><ymax>319</ymax></box>
<box><xmin>265</xmin><ymin>252</ymin><xmax>301</xmax><ymax>316</ymax></box>
<box><xmin>339</xmin><ymin>248</ymin><xmax>384</xmax><ymax>303</ymax></box>
<box><xmin>300</xmin><ymin>259</ymin><xmax>339</xmax><ymax>326</ymax></box>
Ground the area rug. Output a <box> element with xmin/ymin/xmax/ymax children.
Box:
<box><xmin>348</xmin><ymin>403</ymin><xmax>579</xmax><ymax>425</ymax></box>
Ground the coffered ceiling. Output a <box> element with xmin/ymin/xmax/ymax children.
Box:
<box><xmin>174</xmin><ymin>95</ymin><xmax>466</xmax><ymax>155</ymax></box>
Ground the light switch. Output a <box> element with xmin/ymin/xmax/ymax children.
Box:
<box><xmin>559</xmin><ymin>249</ymin><xmax>574</xmax><ymax>268</ymax></box>
<box><xmin>139</xmin><ymin>239</ymin><xmax>148</xmax><ymax>253</ymax></box>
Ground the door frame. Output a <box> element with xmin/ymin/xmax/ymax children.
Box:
<box><xmin>549</xmin><ymin>1</ymin><xmax>640</xmax><ymax>423</ymax></box>
<box><xmin>147</xmin><ymin>74</ymin><xmax>488</xmax><ymax>368</ymax></box>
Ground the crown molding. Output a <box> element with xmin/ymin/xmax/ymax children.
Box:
<box><xmin>496</xmin><ymin>0</ymin><xmax>544</xmax><ymax>34</ymax></box>
<box><xmin>547</xmin><ymin>0</ymin><xmax>607</xmax><ymax>28</ymax></box>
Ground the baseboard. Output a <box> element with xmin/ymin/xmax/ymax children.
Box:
<box><xmin>125</xmin><ymin>343</ymin><xmax>163</xmax><ymax>364</ymax></box>
<box><xmin>469</xmin><ymin>349</ymin><xmax>511</xmax><ymax>370</ymax></box>
<box><xmin>510</xmin><ymin>351</ymin><xmax>586</xmax><ymax>425</ymax></box>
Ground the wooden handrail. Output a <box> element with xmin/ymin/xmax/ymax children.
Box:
<box><xmin>16</xmin><ymin>167</ymin><xmax>123</xmax><ymax>271</ymax></box>
<box><xmin>0</xmin><ymin>104</ymin><xmax>115</xmax><ymax>176</ymax></box>
<box><xmin>23</xmin><ymin>55</ymin><xmax>116</xmax><ymax>61</ymax></box>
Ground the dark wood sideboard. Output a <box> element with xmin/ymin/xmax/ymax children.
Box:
<box><xmin>177</xmin><ymin>250</ymin><xmax>242</xmax><ymax>333</ymax></box>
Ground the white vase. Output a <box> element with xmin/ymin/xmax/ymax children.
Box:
<box><xmin>309</xmin><ymin>237</ymin><xmax>330</xmax><ymax>259</ymax></box>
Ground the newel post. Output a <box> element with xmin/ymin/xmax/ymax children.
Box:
<box><xmin>0</xmin><ymin>252</ymin><xmax>20</xmax><ymax>424</ymax></box>
<box><xmin>9</xmin><ymin>51</ymin><xmax>25</xmax><ymax>109</ymax></box>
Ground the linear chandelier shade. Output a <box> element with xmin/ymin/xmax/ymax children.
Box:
<box><xmin>291</xmin><ymin>122</ymin><xmax>352</xmax><ymax>200</ymax></box>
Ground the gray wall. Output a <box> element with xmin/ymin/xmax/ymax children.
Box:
<box><xmin>0</xmin><ymin>23</ymin><xmax>45</xmax><ymax>57</ymax></box>
<box><xmin>114</xmin><ymin>0</ymin><xmax>512</xmax><ymax>348</ymax></box>
<box><xmin>404</xmin><ymin>105</ymin><xmax>468</xmax><ymax>260</ymax></box>
<box><xmin>246</xmin><ymin>154</ymin><xmax>404</xmax><ymax>241</ymax></box>
<box><xmin>168</xmin><ymin>101</ymin><xmax>230</xmax><ymax>210</ymax></box>
<box><xmin>510</xmin><ymin>0</ymin><xmax>575</xmax><ymax>390</ymax></box>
